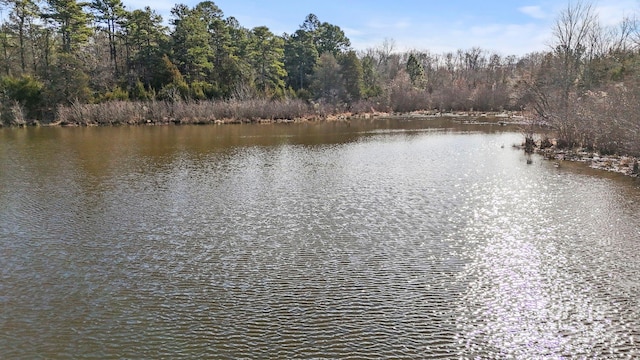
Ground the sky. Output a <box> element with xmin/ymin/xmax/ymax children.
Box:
<box><xmin>123</xmin><ymin>0</ymin><xmax>640</xmax><ymax>56</ymax></box>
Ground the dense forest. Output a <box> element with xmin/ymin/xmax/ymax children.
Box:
<box><xmin>1</xmin><ymin>1</ymin><xmax>640</xmax><ymax>155</ymax></box>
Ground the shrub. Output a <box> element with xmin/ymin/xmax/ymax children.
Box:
<box><xmin>130</xmin><ymin>80</ymin><xmax>152</xmax><ymax>101</ymax></box>
<box><xmin>101</xmin><ymin>86</ymin><xmax>130</xmax><ymax>102</ymax></box>
<box><xmin>1</xmin><ymin>75</ymin><xmax>43</xmax><ymax>117</ymax></box>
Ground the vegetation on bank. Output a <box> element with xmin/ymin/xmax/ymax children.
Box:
<box><xmin>50</xmin><ymin>98</ymin><xmax>349</xmax><ymax>125</ymax></box>
<box><xmin>2</xmin><ymin>1</ymin><xmax>640</xmax><ymax>157</ymax></box>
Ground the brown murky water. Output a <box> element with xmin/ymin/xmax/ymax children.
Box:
<box><xmin>1</xmin><ymin>118</ymin><xmax>639</xmax><ymax>358</ymax></box>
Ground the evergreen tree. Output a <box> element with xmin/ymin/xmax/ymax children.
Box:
<box><xmin>7</xmin><ymin>0</ymin><xmax>40</xmax><ymax>73</ymax></box>
<box><xmin>339</xmin><ymin>50</ymin><xmax>364</xmax><ymax>101</ymax></box>
<box><xmin>191</xmin><ymin>1</ymin><xmax>231</xmax><ymax>96</ymax></box>
<box><xmin>311</xmin><ymin>52</ymin><xmax>343</xmax><ymax>102</ymax></box>
<box><xmin>44</xmin><ymin>53</ymin><xmax>91</xmax><ymax>104</ymax></box>
<box><xmin>122</xmin><ymin>6</ymin><xmax>168</xmax><ymax>89</ymax></box>
<box><xmin>43</xmin><ymin>0</ymin><xmax>92</xmax><ymax>54</ymax></box>
<box><xmin>301</xmin><ymin>13</ymin><xmax>320</xmax><ymax>33</ymax></box>
<box><xmin>170</xmin><ymin>3</ymin><xmax>213</xmax><ymax>83</ymax></box>
<box><xmin>283</xmin><ymin>13</ymin><xmax>351</xmax><ymax>96</ymax></box>
<box><xmin>91</xmin><ymin>0</ymin><xmax>126</xmax><ymax>76</ymax></box>
<box><xmin>406</xmin><ymin>53</ymin><xmax>425</xmax><ymax>87</ymax></box>
<box><xmin>316</xmin><ymin>22</ymin><xmax>350</xmax><ymax>56</ymax></box>
<box><xmin>361</xmin><ymin>53</ymin><xmax>382</xmax><ymax>98</ymax></box>
<box><xmin>247</xmin><ymin>26</ymin><xmax>286</xmax><ymax>97</ymax></box>
<box><xmin>284</xmin><ymin>29</ymin><xmax>318</xmax><ymax>91</ymax></box>
<box><xmin>1</xmin><ymin>74</ymin><xmax>43</xmax><ymax>116</ymax></box>
<box><xmin>222</xmin><ymin>16</ymin><xmax>253</xmax><ymax>98</ymax></box>
<box><xmin>0</xmin><ymin>22</ymin><xmax>16</xmax><ymax>76</ymax></box>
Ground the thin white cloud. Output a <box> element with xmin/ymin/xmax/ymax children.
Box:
<box><xmin>393</xmin><ymin>20</ymin><xmax>412</xmax><ymax>30</ymax></box>
<box><xmin>595</xmin><ymin>1</ymin><xmax>638</xmax><ymax>26</ymax></box>
<box><xmin>519</xmin><ymin>5</ymin><xmax>548</xmax><ymax>20</ymax></box>
<box><xmin>350</xmin><ymin>19</ymin><xmax>552</xmax><ymax>56</ymax></box>
<box><xmin>343</xmin><ymin>27</ymin><xmax>365</xmax><ymax>37</ymax></box>
<box><xmin>366</xmin><ymin>18</ymin><xmax>412</xmax><ymax>30</ymax></box>
<box><xmin>469</xmin><ymin>24</ymin><xmax>504</xmax><ymax>37</ymax></box>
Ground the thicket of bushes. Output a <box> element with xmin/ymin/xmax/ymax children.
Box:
<box><xmin>52</xmin><ymin>99</ymin><xmax>330</xmax><ymax>125</ymax></box>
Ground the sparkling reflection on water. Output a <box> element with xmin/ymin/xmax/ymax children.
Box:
<box><xmin>1</xmin><ymin>120</ymin><xmax>639</xmax><ymax>358</ymax></box>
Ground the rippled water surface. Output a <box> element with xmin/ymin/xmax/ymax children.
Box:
<box><xmin>1</xmin><ymin>119</ymin><xmax>640</xmax><ymax>358</ymax></box>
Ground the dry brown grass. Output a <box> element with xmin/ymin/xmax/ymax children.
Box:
<box><xmin>54</xmin><ymin>99</ymin><xmax>320</xmax><ymax>125</ymax></box>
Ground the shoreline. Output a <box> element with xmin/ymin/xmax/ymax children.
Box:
<box><xmin>532</xmin><ymin>145</ymin><xmax>640</xmax><ymax>178</ymax></box>
<box><xmin>1</xmin><ymin>110</ymin><xmax>529</xmax><ymax>128</ymax></box>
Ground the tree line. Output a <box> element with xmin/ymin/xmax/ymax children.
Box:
<box><xmin>0</xmin><ymin>0</ymin><xmax>530</xmax><ymax>119</ymax></box>
<box><xmin>0</xmin><ymin>0</ymin><xmax>359</xmax><ymax>119</ymax></box>
<box><xmin>2</xmin><ymin>1</ymin><xmax>640</xmax><ymax>156</ymax></box>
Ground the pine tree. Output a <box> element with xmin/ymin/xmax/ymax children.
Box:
<box><xmin>406</xmin><ymin>53</ymin><xmax>425</xmax><ymax>87</ymax></box>
<box><xmin>44</xmin><ymin>0</ymin><xmax>92</xmax><ymax>54</ymax></box>
<box><xmin>122</xmin><ymin>6</ymin><xmax>168</xmax><ymax>89</ymax></box>
<box><xmin>284</xmin><ymin>29</ymin><xmax>318</xmax><ymax>91</ymax></box>
<box><xmin>91</xmin><ymin>0</ymin><xmax>126</xmax><ymax>76</ymax></box>
<box><xmin>7</xmin><ymin>0</ymin><xmax>40</xmax><ymax>73</ymax></box>
<box><xmin>315</xmin><ymin>22</ymin><xmax>350</xmax><ymax>56</ymax></box>
<box><xmin>311</xmin><ymin>52</ymin><xmax>343</xmax><ymax>102</ymax></box>
<box><xmin>339</xmin><ymin>50</ymin><xmax>364</xmax><ymax>101</ymax></box>
<box><xmin>170</xmin><ymin>3</ymin><xmax>213</xmax><ymax>83</ymax></box>
<box><xmin>247</xmin><ymin>26</ymin><xmax>286</xmax><ymax>97</ymax></box>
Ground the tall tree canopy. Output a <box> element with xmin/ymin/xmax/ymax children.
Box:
<box><xmin>44</xmin><ymin>0</ymin><xmax>92</xmax><ymax>53</ymax></box>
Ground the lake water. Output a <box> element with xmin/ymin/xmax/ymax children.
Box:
<box><xmin>1</xmin><ymin>118</ymin><xmax>639</xmax><ymax>358</ymax></box>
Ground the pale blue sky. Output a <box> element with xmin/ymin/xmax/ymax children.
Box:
<box><xmin>123</xmin><ymin>0</ymin><xmax>639</xmax><ymax>55</ymax></box>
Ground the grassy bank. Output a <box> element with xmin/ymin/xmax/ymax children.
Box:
<box><xmin>2</xmin><ymin>99</ymin><xmax>396</xmax><ymax>126</ymax></box>
<box><xmin>1</xmin><ymin>98</ymin><xmax>528</xmax><ymax>127</ymax></box>
<box><xmin>52</xmin><ymin>99</ymin><xmax>325</xmax><ymax>126</ymax></box>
